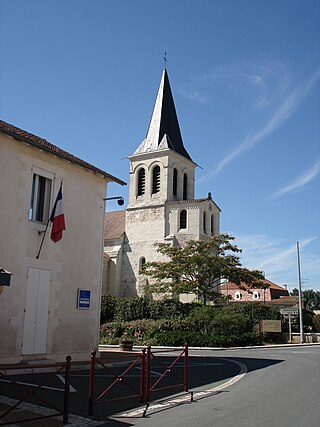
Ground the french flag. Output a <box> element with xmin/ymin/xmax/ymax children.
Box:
<box><xmin>50</xmin><ymin>185</ymin><xmax>66</xmax><ymax>243</ymax></box>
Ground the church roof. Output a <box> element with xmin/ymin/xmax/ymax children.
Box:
<box><xmin>166</xmin><ymin>193</ymin><xmax>221</xmax><ymax>212</ymax></box>
<box><xmin>104</xmin><ymin>210</ymin><xmax>126</xmax><ymax>240</ymax></box>
<box><xmin>133</xmin><ymin>69</ymin><xmax>193</xmax><ymax>162</ymax></box>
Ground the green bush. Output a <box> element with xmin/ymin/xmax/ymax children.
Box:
<box><xmin>313</xmin><ymin>314</ymin><xmax>320</xmax><ymax>332</ymax></box>
<box><xmin>148</xmin><ymin>299</ymin><xmax>194</xmax><ymax>320</ymax></box>
<box><xmin>99</xmin><ymin>316</ymin><xmax>261</xmax><ymax>347</ymax></box>
<box><xmin>210</xmin><ymin>309</ymin><xmax>252</xmax><ymax>336</ymax></box>
<box><xmin>149</xmin><ymin>330</ymin><xmax>205</xmax><ymax>346</ymax></box>
<box><xmin>186</xmin><ymin>305</ymin><xmax>218</xmax><ymax>333</ymax></box>
<box><xmin>100</xmin><ymin>294</ymin><xmax>199</xmax><ymax>323</ymax></box>
<box><xmin>99</xmin><ymin>296</ymin><xmax>284</xmax><ymax>347</ymax></box>
<box><xmin>114</xmin><ymin>297</ymin><xmax>150</xmax><ymax>321</ymax></box>
<box><xmin>223</xmin><ymin>303</ymin><xmax>280</xmax><ymax>326</ymax></box>
<box><xmin>100</xmin><ymin>294</ymin><xmax>117</xmax><ymax>323</ymax></box>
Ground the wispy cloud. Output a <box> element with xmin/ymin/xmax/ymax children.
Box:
<box><xmin>213</xmin><ymin>91</ymin><xmax>298</xmax><ymax>175</ymax></box>
<box><xmin>234</xmin><ymin>234</ymin><xmax>319</xmax><ymax>289</ymax></box>
<box><xmin>272</xmin><ymin>158</ymin><xmax>320</xmax><ymax>197</ymax></box>
<box><xmin>181</xmin><ymin>58</ymin><xmax>291</xmax><ymax>108</ymax></box>
<box><xmin>179</xmin><ymin>89</ymin><xmax>208</xmax><ymax>104</ymax></box>
<box><xmin>200</xmin><ymin>65</ymin><xmax>320</xmax><ymax>179</ymax></box>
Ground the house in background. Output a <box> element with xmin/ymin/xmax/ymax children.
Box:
<box><xmin>103</xmin><ymin>68</ymin><xmax>221</xmax><ymax>299</ymax></box>
<box><xmin>220</xmin><ymin>279</ymin><xmax>290</xmax><ymax>304</ymax></box>
<box><xmin>0</xmin><ymin>120</ymin><xmax>125</xmax><ymax>364</ymax></box>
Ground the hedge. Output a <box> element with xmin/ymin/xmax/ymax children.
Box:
<box><xmin>100</xmin><ymin>294</ymin><xmax>195</xmax><ymax>323</ymax></box>
<box><xmin>100</xmin><ymin>295</ymin><xmax>285</xmax><ymax>347</ymax></box>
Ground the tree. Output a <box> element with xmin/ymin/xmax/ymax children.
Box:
<box><xmin>143</xmin><ymin>234</ymin><xmax>266</xmax><ymax>305</ymax></box>
<box><xmin>291</xmin><ymin>288</ymin><xmax>320</xmax><ymax>310</ymax></box>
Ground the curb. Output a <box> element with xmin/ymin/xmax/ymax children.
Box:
<box><xmin>99</xmin><ymin>342</ymin><xmax>320</xmax><ymax>353</ymax></box>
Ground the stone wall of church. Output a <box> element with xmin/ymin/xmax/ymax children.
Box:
<box><xmin>122</xmin><ymin>206</ymin><xmax>166</xmax><ymax>296</ymax></box>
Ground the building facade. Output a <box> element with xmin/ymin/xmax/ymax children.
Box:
<box><xmin>104</xmin><ymin>69</ymin><xmax>221</xmax><ymax>299</ymax></box>
<box><xmin>220</xmin><ymin>279</ymin><xmax>290</xmax><ymax>303</ymax></box>
<box><xmin>0</xmin><ymin>120</ymin><xmax>125</xmax><ymax>364</ymax></box>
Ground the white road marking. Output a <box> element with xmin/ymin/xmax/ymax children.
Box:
<box><xmin>117</xmin><ymin>358</ymin><xmax>247</xmax><ymax>418</ymax></box>
<box><xmin>56</xmin><ymin>374</ymin><xmax>77</xmax><ymax>392</ymax></box>
<box><xmin>0</xmin><ymin>375</ymin><xmax>77</xmax><ymax>393</ymax></box>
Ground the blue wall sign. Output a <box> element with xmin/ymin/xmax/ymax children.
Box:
<box><xmin>77</xmin><ymin>289</ymin><xmax>91</xmax><ymax>309</ymax></box>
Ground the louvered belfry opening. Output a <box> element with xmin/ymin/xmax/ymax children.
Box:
<box><xmin>183</xmin><ymin>173</ymin><xmax>188</xmax><ymax>200</ymax></box>
<box><xmin>173</xmin><ymin>168</ymin><xmax>178</xmax><ymax>196</ymax></box>
<box><xmin>152</xmin><ymin>165</ymin><xmax>160</xmax><ymax>194</ymax></box>
<box><xmin>137</xmin><ymin>168</ymin><xmax>146</xmax><ymax>196</ymax></box>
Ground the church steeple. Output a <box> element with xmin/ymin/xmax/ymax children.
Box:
<box><xmin>134</xmin><ymin>68</ymin><xmax>193</xmax><ymax>162</ymax></box>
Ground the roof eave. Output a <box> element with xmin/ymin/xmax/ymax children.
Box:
<box><xmin>1</xmin><ymin>125</ymin><xmax>126</xmax><ymax>186</ymax></box>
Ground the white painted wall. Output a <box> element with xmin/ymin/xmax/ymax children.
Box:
<box><xmin>0</xmin><ymin>133</ymin><xmax>109</xmax><ymax>363</ymax></box>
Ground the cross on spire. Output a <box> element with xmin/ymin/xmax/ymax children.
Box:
<box><xmin>163</xmin><ymin>50</ymin><xmax>167</xmax><ymax>68</ymax></box>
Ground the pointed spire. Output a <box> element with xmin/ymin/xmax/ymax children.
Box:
<box><xmin>134</xmin><ymin>68</ymin><xmax>193</xmax><ymax>162</ymax></box>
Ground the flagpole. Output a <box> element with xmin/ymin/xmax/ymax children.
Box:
<box><xmin>35</xmin><ymin>181</ymin><xmax>63</xmax><ymax>259</ymax></box>
<box><xmin>36</xmin><ymin>218</ymin><xmax>50</xmax><ymax>259</ymax></box>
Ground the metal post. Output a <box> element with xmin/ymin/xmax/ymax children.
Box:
<box><xmin>88</xmin><ymin>351</ymin><xmax>96</xmax><ymax>416</ymax></box>
<box><xmin>297</xmin><ymin>241</ymin><xmax>304</xmax><ymax>343</ymax></box>
<box><xmin>145</xmin><ymin>347</ymin><xmax>151</xmax><ymax>403</ymax></box>
<box><xmin>288</xmin><ymin>317</ymin><xmax>292</xmax><ymax>343</ymax></box>
<box><xmin>63</xmin><ymin>356</ymin><xmax>72</xmax><ymax>424</ymax></box>
<box><xmin>184</xmin><ymin>344</ymin><xmax>189</xmax><ymax>392</ymax></box>
<box><xmin>140</xmin><ymin>349</ymin><xmax>146</xmax><ymax>403</ymax></box>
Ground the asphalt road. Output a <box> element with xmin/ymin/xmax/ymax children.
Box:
<box><xmin>126</xmin><ymin>345</ymin><xmax>320</xmax><ymax>427</ymax></box>
<box><xmin>0</xmin><ymin>345</ymin><xmax>319</xmax><ymax>426</ymax></box>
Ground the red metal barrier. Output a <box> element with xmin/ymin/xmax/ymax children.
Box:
<box><xmin>88</xmin><ymin>349</ymin><xmax>146</xmax><ymax>417</ymax></box>
<box><xmin>0</xmin><ymin>355</ymin><xmax>71</xmax><ymax>425</ymax></box>
<box><xmin>145</xmin><ymin>344</ymin><xmax>188</xmax><ymax>402</ymax></box>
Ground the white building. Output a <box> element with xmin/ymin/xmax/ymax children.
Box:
<box><xmin>0</xmin><ymin>120</ymin><xmax>125</xmax><ymax>364</ymax></box>
<box><xmin>104</xmin><ymin>69</ymin><xmax>221</xmax><ymax>299</ymax></box>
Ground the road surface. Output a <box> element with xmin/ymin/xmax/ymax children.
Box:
<box><xmin>121</xmin><ymin>345</ymin><xmax>320</xmax><ymax>427</ymax></box>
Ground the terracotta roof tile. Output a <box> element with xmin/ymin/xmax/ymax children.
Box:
<box><xmin>166</xmin><ymin>195</ymin><xmax>221</xmax><ymax>211</ymax></box>
<box><xmin>0</xmin><ymin>120</ymin><xmax>126</xmax><ymax>186</ymax></box>
<box><xmin>220</xmin><ymin>279</ymin><xmax>288</xmax><ymax>291</ymax></box>
<box><xmin>104</xmin><ymin>210</ymin><xmax>126</xmax><ymax>240</ymax></box>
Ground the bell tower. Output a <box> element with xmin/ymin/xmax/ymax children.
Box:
<box><xmin>127</xmin><ymin>68</ymin><xmax>197</xmax><ymax>210</ymax></box>
<box><xmin>115</xmin><ymin>68</ymin><xmax>220</xmax><ymax>297</ymax></box>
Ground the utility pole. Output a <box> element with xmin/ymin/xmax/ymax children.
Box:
<box><xmin>296</xmin><ymin>241</ymin><xmax>304</xmax><ymax>344</ymax></box>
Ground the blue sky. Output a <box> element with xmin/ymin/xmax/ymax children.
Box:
<box><xmin>1</xmin><ymin>0</ymin><xmax>319</xmax><ymax>291</ymax></box>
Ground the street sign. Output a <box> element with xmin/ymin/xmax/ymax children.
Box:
<box><xmin>77</xmin><ymin>289</ymin><xmax>91</xmax><ymax>309</ymax></box>
<box><xmin>280</xmin><ymin>308</ymin><xmax>298</xmax><ymax>316</ymax></box>
<box><xmin>260</xmin><ymin>320</ymin><xmax>282</xmax><ymax>333</ymax></box>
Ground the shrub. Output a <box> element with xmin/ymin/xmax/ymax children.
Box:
<box><xmin>148</xmin><ymin>299</ymin><xmax>194</xmax><ymax>320</ymax></box>
<box><xmin>313</xmin><ymin>314</ymin><xmax>320</xmax><ymax>332</ymax></box>
<box><xmin>114</xmin><ymin>297</ymin><xmax>150</xmax><ymax>321</ymax></box>
<box><xmin>100</xmin><ymin>294</ymin><xmax>117</xmax><ymax>323</ymax></box>
<box><xmin>149</xmin><ymin>330</ymin><xmax>205</xmax><ymax>347</ymax></box>
<box><xmin>210</xmin><ymin>309</ymin><xmax>252</xmax><ymax>336</ymax></box>
<box><xmin>99</xmin><ymin>297</ymin><xmax>283</xmax><ymax>347</ymax></box>
<box><xmin>223</xmin><ymin>303</ymin><xmax>280</xmax><ymax>326</ymax></box>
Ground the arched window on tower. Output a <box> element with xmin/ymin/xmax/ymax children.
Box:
<box><xmin>183</xmin><ymin>173</ymin><xmax>188</xmax><ymax>200</ymax></box>
<box><xmin>137</xmin><ymin>168</ymin><xmax>146</xmax><ymax>196</ymax></box>
<box><xmin>173</xmin><ymin>168</ymin><xmax>178</xmax><ymax>197</ymax></box>
<box><xmin>139</xmin><ymin>257</ymin><xmax>146</xmax><ymax>273</ymax></box>
<box><xmin>179</xmin><ymin>209</ymin><xmax>187</xmax><ymax>230</ymax></box>
<box><xmin>152</xmin><ymin>165</ymin><xmax>160</xmax><ymax>194</ymax></box>
<box><xmin>203</xmin><ymin>211</ymin><xmax>207</xmax><ymax>233</ymax></box>
<box><xmin>211</xmin><ymin>214</ymin><xmax>214</xmax><ymax>235</ymax></box>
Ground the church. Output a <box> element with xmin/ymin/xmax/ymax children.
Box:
<box><xmin>103</xmin><ymin>68</ymin><xmax>221</xmax><ymax>299</ymax></box>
